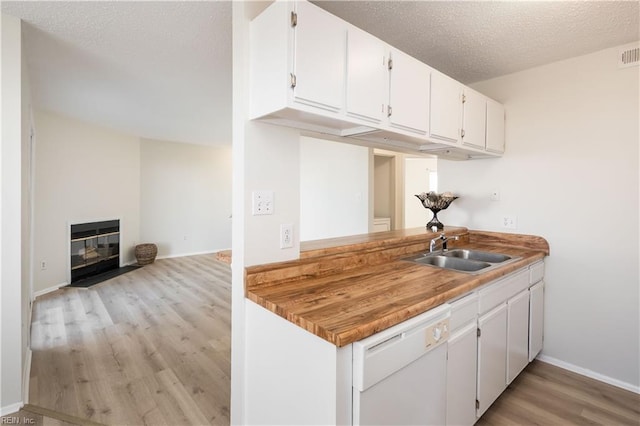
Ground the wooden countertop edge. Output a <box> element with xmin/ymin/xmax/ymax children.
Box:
<box><xmin>245</xmin><ymin>228</ymin><xmax>549</xmax><ymax>347</ymax></box>
<box><xmin>468</xmin><ymin>230</ymin><xmax>550</xmax><ymax>255</ymax></box>
<box><xmin>247</xmin><ymin>253</ymin><xmax>545</xmax><ymax>346</ymax></box>
<box><xmin>299</xmin><ymin>226</ymin><xmax>469</xmax><ymax>259</ymax></box>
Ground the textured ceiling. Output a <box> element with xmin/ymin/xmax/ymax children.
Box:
<box><xmin>2</xmin><ymin>1</ymin><xmax>231</xmax><ymax>146</ymax></box>
<box><xmin>314</xmin><ymin>1</ymin><xmax>640</xmax><ymax>84</ymax></box>
<box><xmin>1</xmin><ymin>1</ymin><xmax>638</xmax><ymax>146</ymax></box>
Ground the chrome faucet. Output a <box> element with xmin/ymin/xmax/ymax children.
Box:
<box><xmin>429</xmin><ymin>233</ymin><xmax>459</xmax><ymax>253</ymax></box>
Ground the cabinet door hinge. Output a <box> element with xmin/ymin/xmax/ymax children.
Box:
<box><xmin>462</xmin><ymin>93</ymin><xmax>467</xmax><ymax>104</ymax></box>
<box><xmin>476</xmin><ymin>399</ymin><xmax>480</xmax><ymax>410</ymax></box>
<box><xmin>291</xmin><ymin>11</ymin><xmax>297</xmax><ymax>27</ymax></box>
<box><xmin>388</xmin><ymin>58</ymin><xmax>393</xmax><ymax>70</ymax></box>
<box><xmin>477</xmin><ymin>327</ymin><xmax>481</xmax><ymax>337</ymax></box>
<box><xmin>387</xmin><ymin>105</ymin><xmax>393</xmax><ymax>117</ymax></box>
<box><xmin>461</xmin><ymin>129</ymin><xmax>466</xmax><ymax>138</ymax></box>
<box><xmin>290</xmin><ymin>73</ymin><xmax>297</xmax><ymax>88</ymax></box>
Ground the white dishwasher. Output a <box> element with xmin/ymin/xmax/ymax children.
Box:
<box><xmin>352</xmin><ymin>304</ymin><xmax>451</xmax><ymax>425</ymax></box>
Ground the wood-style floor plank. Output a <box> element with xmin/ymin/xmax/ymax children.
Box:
<box><xmin>29</xmin><ymin>255</ymin><xmax>231</xmax><ymax>425</ymax></box>
<box><xmin>477</xmin><ymin>360</ymin><xmax>640</xmax><ymax>426</ymax></box>
<box><xmin>27</xmin><ymin>253</ymin><xmax>637</xmax><ymax>426</ymax></box>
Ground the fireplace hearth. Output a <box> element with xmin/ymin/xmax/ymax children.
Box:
<box><xmin>70</xmin><ymin>219</ymin><xmax>120</xmax><ymax>283</ymax></box>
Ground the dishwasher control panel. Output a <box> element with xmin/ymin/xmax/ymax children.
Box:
<box><xmin>425</xmin><ymin>318</ymin><xmax>449</xmax><ymax>348</ymax></box>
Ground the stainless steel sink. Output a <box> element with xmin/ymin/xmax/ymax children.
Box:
<box><xmin>402</xmin><ymin>248</ymin><xmax>520</xmax><ymax>274</ymax></box>
<box><xmin>410</xmin><ymin>255</ymin><xmax>491</xmax><ymax>272</ymax></box>
<box><xmin>443</xmin><ymin>249</ymin><xmax>512</xmax><ymax>263</ymax></box>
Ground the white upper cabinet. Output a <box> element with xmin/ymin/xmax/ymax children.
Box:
<box><xmin>292</xmin><ymin>1</ymin><xmax>346</xmax><ymax>112</ymax></box>
<box><xmin>249</xmin><ymin>0</ymin><xmax>505</xmax><ymax>159</ymax></box>
<box><xmin>346</xmin><ymin>26</ymin><xmax>387</xmax><ymax>123</ymax></box>
<box><xmin>430</xmin><ymin>71</ymin><xmax>462</xmax><ymax>143</ymax></box>
<box><xmin>486</xmin><ymin>99</ymin><xmax>505</xmax><ymax>153</ymax></box>
<box><xmin>462</xmin><ymin>88</ymin><xmax>487</xmax><ymax>149</ymax></box>
<box><xmin>388</xmin><ymin>48</ymin><xmax>430</xmax><ymax>134</ymax></box>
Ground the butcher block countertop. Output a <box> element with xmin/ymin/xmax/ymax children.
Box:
<box><xmin>245</xmin><ymin>227</ymin><xmax>549</xmax><ymax>347</ymax></box>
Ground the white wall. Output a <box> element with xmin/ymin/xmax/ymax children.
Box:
<box><xmin>300</xmin><ymin>136</ymin><xmax>369</xmax><ymax>241</ymax></box>
<box><xmin>33</xmin><ymin>109</ymin><xmax>141</xmax><ymax>293</ymax></box>
<box><xmin>140</xmin><ymin>138</ymin><xmax>232</xmax><ymax>257</ymax></box>
<box><xmin>232</xmin><ymin>1</ymin><xmax>305</xmax><ymax>423</ymax></box>
<box><xmin>1</xmin><ymin>13</ymin><xmax>25</xmax><ymax>415</ymax></box>
<box><xmin>404</xmin><ymin>157</ymin><xmax>438</xmax><ymax>229</ymax></box>
<box><xmin>439</xmin><ymin>45</ymin><xmax>639</xmax><ymax>391</ymax></box>
<box><xmin>20</xmin><ymin>16</ymin><xmax>34</xmax><ymax>400</ymax></box>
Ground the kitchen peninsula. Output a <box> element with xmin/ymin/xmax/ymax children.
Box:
<box><xmin>243</xmin><ymin>227</ymin><xmax>548</xmax><ymax>425</ymax></box>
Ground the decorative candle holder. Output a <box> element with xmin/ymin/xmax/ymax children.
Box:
<box><xmin>415</xmin><ymin>191</ymin><xmax>458</xmax><ymax>230</ymax></box>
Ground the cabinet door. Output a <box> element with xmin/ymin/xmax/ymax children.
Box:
<box><xmin>346</xmin><ymin>27</ymin><xmax>387</xmax><ymax>123</ymax></box>
<box><xmin>477</xmin><ymin>303</ymin><xmax>507</xmax><ymax>417</ymax></box>
<box><xmin>529</xmin><ymin>281</ymin><xmax>544</xmax><ymax>361</ymax></box>
<box><xmin>486</xmin><ymin>99</ymin><xmax>505</xmax><ymax>153</ymax></box>
<box><xmin>292</xmin><ymin>1</ymin><xmax>346</xmax><ymax>112</ymax></box>
<box><xmin>462</xmin><ymin>89</ymin><xmax>487</xmax><ymax>149</ymax></box>
<box><xmin>507</xmin><ymin>290</ymin><xmax>529</xmax><ymax>384</ymax></box>
<box><xmin>446</xmin><ymin>322</ymin><xmax>478</xmax><ymax>426</ymax></box>
<box><xmin>430</xmin><ymin>72</ymin><xmax>462</xmax><ymax>143</ymax></box>
<box><xmin>388</xmin><ymin>48</ymin><xmax>430</xmax><ymax>134</ymax></box>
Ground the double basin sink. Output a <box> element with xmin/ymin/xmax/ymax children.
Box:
<box><xmin>402</xmin><ymin>249</ymin><xmax>520</xmax><ymax>274</ymax></box>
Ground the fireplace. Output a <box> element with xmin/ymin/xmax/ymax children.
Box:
<box><xmin>70</xmin><ymin>219</ymin><xmax>120</xmax><ymax>283</ymax></box>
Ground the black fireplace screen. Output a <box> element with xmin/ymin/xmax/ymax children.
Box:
<box><xmin>70</xmin><ymin>220</ymin><xmax>120</xmax><ymax>282</ymax></box>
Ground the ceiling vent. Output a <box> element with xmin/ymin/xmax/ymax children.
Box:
<box><xmin>618</xmin><ymin>43</ymin><xmax>639</xmax><ymax>68</ymax></box>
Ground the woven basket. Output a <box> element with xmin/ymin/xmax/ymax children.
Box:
<box><xmin>135</xmin><ymin>243</ymin><xmax>157</xmax><ymax>265</ymax></box>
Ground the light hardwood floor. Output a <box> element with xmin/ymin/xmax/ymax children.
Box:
<box><xmin>29</xmin><ymin>255</ymin><xmax>231</xmax><ymax>425</ymax></box>
<box><xmin>28</xmin><ymin>254</ymin><xmax>638</xmax><ymax>426</ymax></box>
<box><xmin>478</xmin><ymin>360</ymin><xmax>640</xmax><ymax>426</ymax></box>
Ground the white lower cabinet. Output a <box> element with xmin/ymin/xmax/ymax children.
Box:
<box><xmin>529</xmin><ymin>280</ymin><xmax>544</xmax><ymax>361</ymax></box>
<box><xmin>476</xmin><ymin>303</ymin><xmax>508</xmax><ymax>417</ymax></box>
<box><xmin>445</xmin><ymin>261</ymin><xmax>546</xmax><ymax>425</ymax></box>
<box><xmin>446</xmin><ymin>322</ymin><xmax>478</xmax><ymax>426</ymax></box>
<box><xmin>507</xmin><ymin>290</ymin><xmax>530</xmax><ymax>383</ymax></box>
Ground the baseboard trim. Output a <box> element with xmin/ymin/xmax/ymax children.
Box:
<box><xmin>32</xmin><ymin>282</ymin><xmax>67</xmax><ymax>300</ymax></box>
<box><xmin>537</xmin><ymin>354</ymin><xmax>640</xmax><ymax>394</ymax></box>
<box><xmin>22</xmin><ymin>348</ymin><xmax>32</xmax><ymax>404</ymax></box>
<box><xmin>0</xmin><ymin>402</ymin><xmax>24</xmax><ymax>417</ymax></box>
<box><xmin>156</xmin><ymin>250</ymin><xmax>218</xmax><ymax>260</ymax></box>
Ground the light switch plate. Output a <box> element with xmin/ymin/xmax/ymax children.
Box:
<box><xmin>252</xmin><ymin>191</ymin><xmax>273</xmax><ymax>215</ymax></box>
<box><xmin>502</xmin><ymin>215</ymin><xmax>517</xmax><ymax>229</ymax></box>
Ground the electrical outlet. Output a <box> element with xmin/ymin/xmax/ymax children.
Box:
<box><xmin>502</xmin><ymin>215</ymin><xmax>517</xmax><ymax>229</ymax></box>
<box><xmin>490</xmin><ymin>190</ymin><xmax>500</xmax><ymax>201</ymax></box>
<box><xmin>40</xmin><ymin>261</ymin><xmax>46</xmax><ymax>270</ymax></box>
<box><xmin>280</xmin><ymin>224</ymin><xmax>293</xmax><ymax>249</ymax></box>
<box><xmin>252</xmin><ymin>190</ymin><xmax>274</xmax><ymax>215</ymax></box>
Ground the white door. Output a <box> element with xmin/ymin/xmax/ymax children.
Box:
<box><xmin>462</xmin><ymin>88</ymin><xmax>487</xmax><ymax>149</ymax></box>
<box><xmin>388</xmin><ymin>48</ymin><xmax>430</xmax><ymax>134</ymax></box>
<box><xmin>430</xmin><ymin>72</ymin><xmax>462</xmax><ymax>143</ymax></box>
<box><xmin>486</xmin><ymin>99</ymin><xmax>505</xmax><ymax>153</ymax></box>
<box><xmin>346</xmin><ymin>26</ymin><xmax>387</xmax><ymax>123</ymax></box>
<box><xmin>529</xmin><ymin>281</ymin><xmax>544</xmax><ymax>361</ymax></box>
<box><xmin>507</xmin><ymin>289</ymin><xmax>530</xmax><ymax>383</ymax></box>
<box><xmin>446</xmin><ymin>322</ymin><xmax>478</xmax><ymax>426</ymax></box>
<box><xmin>292</xmin><ymin>1</ymin><xmax>346</xmax><ymax>112</ymax></box>
<box><xmin>477</xmin><ymin>303</ymin><xmax>507</xmax><ymax>417</ymax></box>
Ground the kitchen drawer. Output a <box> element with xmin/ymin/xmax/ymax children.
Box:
<box><xmin>449</xmin><ymin>293</ymin><xmax>478</xmax><ymax>333</ymax></box>
<box><xmin>529</xmin><ymin>261</ymin><xmax>544</xmax><ymax>284</ymax></box>
<box><xmin>478</xmin><ymin>269</ymin><xmax>529</xmax><ymax>315</ymax></box>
